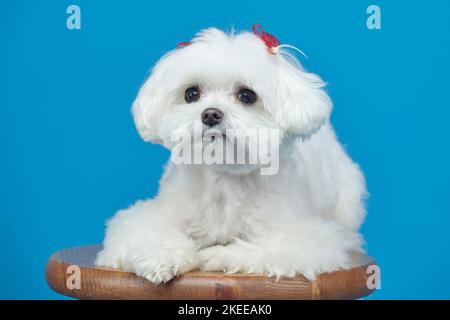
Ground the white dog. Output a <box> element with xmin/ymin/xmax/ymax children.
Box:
<box><xmin>95</xmin><ymin>25</ymin><xmax>367</xmax><ymax>284</ymax></box>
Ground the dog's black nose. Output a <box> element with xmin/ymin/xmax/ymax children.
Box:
<box><xmin>201</xmin><ymin>108</ymin><xmax>224</xmax><ymax>127</ymax></box>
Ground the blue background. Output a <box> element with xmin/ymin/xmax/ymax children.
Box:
<box><xmin>1</xmin><ymin>0</ymin><xmax>449</xmax><ymax>299</ymax></box>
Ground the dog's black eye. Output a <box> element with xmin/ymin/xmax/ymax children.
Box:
<box><xmin>185</xmin><ymin>86</ymin><xmax>201</xmax><ymax>103</ymax></box>
<box><xmin>238</xmin><ymin>88</ymin><xmax>257</xmax><ymax>105</ymax></box>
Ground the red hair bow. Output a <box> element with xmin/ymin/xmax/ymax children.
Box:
<box><xmin>176</xmin><ymin>41</ymin><xmax>192</xmax><ymax>49</ymax></box>
<box><xmin>252</xmin><ymin>24</ymin><xmax>280</xmax><ymax>54</ymax></box>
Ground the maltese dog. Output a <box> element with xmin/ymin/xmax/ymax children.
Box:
<box><xmin>95</xmin><ymin>25</ymin><xmax>367</xmax><ymax>284</ymax></box>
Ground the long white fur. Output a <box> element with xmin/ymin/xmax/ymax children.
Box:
<box><xmin>95</xmin><ymin>27</ymin><xmax>367</xmax><ymax>284</ymax></box>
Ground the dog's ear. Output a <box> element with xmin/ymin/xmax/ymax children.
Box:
<box><xmin>272</xmin><ymin>59</ymin><xmax>332</xmax><ymax>137</ymax></box>
<box><xmin>131</xmin><ymin>73</ymin><xmax>165</xmax><ymax>144</ymax></box>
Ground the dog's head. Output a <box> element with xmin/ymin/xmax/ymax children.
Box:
<box><xmin>132</xmin><ymin>27</ymin><xmax>331</xmax><ymax>174</ymax></box>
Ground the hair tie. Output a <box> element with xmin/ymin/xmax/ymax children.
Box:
<box><xmin>176</xmin><ymin>41</ymin><xmax>192</xmax><ymax>49</ymax></box>
<box><xmin>252</xmin><ymin>24</ymin><xmax>280</xmax><ymax>54</ymax></box>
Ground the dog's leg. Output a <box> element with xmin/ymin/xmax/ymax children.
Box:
<box><xmin>95</xmin><ymin>200</ymin><xmax>199</xmax><ymax>284</ymax></box>
<box><xmin>199</xmin><ymin>219</ymin><xmax>363</xmax><ymax>281</ymax></box>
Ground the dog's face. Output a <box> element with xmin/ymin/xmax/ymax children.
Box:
<box><xmin>132</xmin><ymin>28</ymin><xmax>332</xmax><ymax>174</ymax></box>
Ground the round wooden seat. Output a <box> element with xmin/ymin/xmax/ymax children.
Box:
<box><xmin>45</xmin><ymin>245</ymin><xmax>376</xmax><ymax>300</ymax></box>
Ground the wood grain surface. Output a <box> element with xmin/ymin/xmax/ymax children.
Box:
<box><xmin>45</xmin><ymin>245</ymin><xmax>377</xmax><ymax>300</ymax></box>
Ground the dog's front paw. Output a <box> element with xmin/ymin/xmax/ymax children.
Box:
<box><xmin>131</xmin><ymin>248</ymin><xmax>200</xmax><ymax>284</ymax></box>
<box><xmin>267</xmin><ymin>247</ymin><xmax>353</xmax><ymax>281</ymax></box>
<box><xmin>133</xmin><ymin>261</ymin><xmax>177</xmax><ymax>284</ymax></box>
<box><xmin>197</xmin><ymin>234</ymin><xmax>360</xmax><ymax>282</ymax></box>
<box><xmin>199</xmin><ymin>243</ymin><xmax>267</xmax><ymax>274</ymax></box>
<box><xmin>199</xmin><ymin>245</ymin><xmax>228</xmax><ymax>272</ymax></box>
<box><xmin>96</xmin><ymin>245</ymin><xmax>200</xmax><ymax>284</ymax></box>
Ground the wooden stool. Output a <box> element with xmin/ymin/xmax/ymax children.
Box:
<box><xmin>46</xmin><ymin>245</ymin><xmax>376</xmax><ymax>300</ymax></box>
